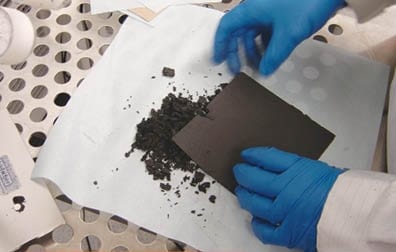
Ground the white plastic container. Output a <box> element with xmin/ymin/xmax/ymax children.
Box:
<box><xmin>0</xmin><ymin>7</ymin><xmax>35</xmax><ymax>65</ymax></box>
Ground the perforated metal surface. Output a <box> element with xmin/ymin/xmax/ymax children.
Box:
<box><xmin>0</xmin><ymin>0</ymin><xmax>395</xmax><ymax>251</ymax></box>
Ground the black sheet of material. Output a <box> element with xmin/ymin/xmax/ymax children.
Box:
<box><xmin>173</xmin><ymin>73</ymin><xmax>335</xmax><ymax>193</ymax></box>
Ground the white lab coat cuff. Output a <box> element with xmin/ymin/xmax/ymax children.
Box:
<box><xmin>317</xmin><ymin>170</ymin><xmax>396</xmax><ymax>251</ymax></box>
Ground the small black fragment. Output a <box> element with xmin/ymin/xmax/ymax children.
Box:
<box><xmin>173</xmin><ymin>86</ymin><xmax>176</xmax><ymax>92</ymax></box>
<box><xmin>198</xmin><ymin>182</ymin><xmax>211</xmax><ymax>193</ymax></box>
<box><xmin>93</xmin><ymin>180</ymin><xmax>98</xmax><ymax>186</ymax></box>
<box><xmin>218</xmin><ymin>73</ymin><xmax>222</xmax><ymax>76</ymax></box>
<box><xmin>162</xmin><ymin>67</ymin><xmax>175</xmax><ymax>77</ymax></box>
<box><xmin>209</xmin><ymin>195</ymin><xmax>216</xmax><ymax>204</ymax></box>
<box><xmin>190</xmin><ymin>171</ymin><xmax>205</xmax><ymax>186</ymax></box>
<box><xmin>160</xmin><ymin>183</ymin><xmax>172</xmax><ymax>191</ymax></box>
<box><xmin>197</xmin><ymin>213</ymin><xmax>203</xmax><ymax>217</ymax></box>
<box><xmin>151</xmin><ymin>76</ymin><xmax>156</xmax><ymax>79</ymax></box>
<box><xmin>191</xmin><ymin>210</ymin><xmax>196</xmax><ymax>214</ymax></box>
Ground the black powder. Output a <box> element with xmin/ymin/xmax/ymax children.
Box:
<box><xmin>198</xmin><ymin>182</ymin><xmax>211</xmax><ymax>193</ymax></box>
<box><xmin>209</xmin><ymin>195</ymin><xmax>216</xmax><ymax>204</ymax></box>
<box><xmin>160</xmin><ymin>183</ymin><xmax>172</xmax><ymax>191</ymax></box>
<box><xmin>162</xmin><ymin>67</ymin><xmax>175</xmax><ymax>77</ymax></box>
<box><xmin>126</xmin><ymin>83</ymin><xmax>228</xmax><ymax>204</ymax></box>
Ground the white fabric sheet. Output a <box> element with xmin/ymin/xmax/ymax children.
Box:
<box><xmin>32</xmin><ymin>5</ymin><xmax>389</xmax><ymax>251</ymax></box>
<box><xmin>90</xmin><ymin>0</ymin><xmax>221</xmax><ymax>14</ymax></box>
<box><xmin>91</xmin><ymin>0</ymin><xmax>144</xmax><ymax>14</ymax></box>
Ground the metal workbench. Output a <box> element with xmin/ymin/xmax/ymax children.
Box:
<box><xmin>0</xmin><ymin>0</ymin><xmax>395</xmax><ymax>251</ymax></box>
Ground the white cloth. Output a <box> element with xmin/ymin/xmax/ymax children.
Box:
<box><xmin>317</xmin><ymin>2</ymin><xmax>396</xmax><ymax>251</ymax></box>
<box><xmin>317</xmin><ymin>170</ymin><xmax>396</xmax><ymax>251</ymax></box>
<box><xmin>345</xmin><ymin>0</ymin><xmax>396</xmax><ymax>22</ymax></box>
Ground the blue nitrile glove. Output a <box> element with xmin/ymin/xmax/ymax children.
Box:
<box><xmin>213</xmin><ymin>0</ymin><xmax>346</xmax><ymax>75</ymax></box>
<box><xmin>233</xmin><ymin>147</ymin><xmax>345</xmax><ymax>252</ymax></box>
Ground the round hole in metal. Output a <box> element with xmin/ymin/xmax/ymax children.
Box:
<box><xmin>77</xmin><ymin>3</ymin><xmax>91</xmax><ymax>13</ymax></box>
<box><xmin>56</xmin><ymin>14</ymin><xmax>71</xmax><ymax>25</ymax></box>
<box><xmin>55</xmin><ymin>51</ymin><xmax>71</xmax><ymax>63</ymax></box>
<box><xmin>55</xmin><ymin>32</ymin><xmax>71</xmax><ymax>44</ymax></box>
<box><xmin>33</xmin><ymin>44</ymin><xmax>50</xmax><ymax>57</ymax></box>
<box><xmin>11</xmin><ymin>61</ymin><xmax>27</xmax><ymax>70</ymax></box>
<box><xmin>77</xmin><ymin>78</ymin><xmax>85</xmax><ymax>87</ymax></box>
<box><xmin>77</xmin><ymin>57</ymin><xmax>94</xmax><ymax>70</ymax></box>
<box><xmin>61</xmin><ymin>0</ymin><xmax>72</xmax><ymax>8</ymax></box>
<box><xmin>26</xmin><ymin>244</ymin><xmax>46</xmax><ymax>252</ymax></box>
<box><xmin>31</xmin><ymin>85</ymin><xmax>48</xmax><ymax>99</ymax></box>
<box><xmin>55</xmin><ymin>194</ymin><xmax>72</xmax><ymax>212</ymax></box>
<box><xmin>77</xmin><ymin>20</ymin><xmax>92</xmax><ymax>31</ymax></box>
<box><xmin>79</xmin><ymin>207</ymin><xmax>100</xmax><ymax>223</ymax></box>
<box><xmin>328</xmin><ymin>24</ymin><xmax>343</xmax><ymax>35</ymax></box>
<box><xmin>36</xmin><ymin>9</ymin><xmax>51</xmax><ymax>19</ymax></box>
<box><xmin>54</xmin><ymin>71</ymin><xmax>71</xmax><ymax>84</ymax></box>
<box><xmin>52</xmin><ymin>224</ymin><xmax>74</xmax><ymax>243</ymax></box>
<box><xmin>77</xmin><ymin>38</ymin><xmax>93</xmax><ymax>50</ymax></box>
<box><xmin>30</xmin><ymin>107</ymin><xmax>47</xmax><ymax>122</ymax></box>
<box><xmin>32</xmin><ymin>64</ymin><xmax>49</xmax><ymax>77</ymax></box>
<box><xmin>29</xmin><ymin>132</ymin><xmax>46</xmax><ymax>147</ymax></box>
<box><xmin>119</xmin><ymin>15</ymin><xmax>128</xmax><ymax>24</ymax></box>
<box><xmin>54</xmin><ymin>92</ymin><xmax>71</xmax><ymax>106</ymax></box>
<box><xmin>98</xmin><ymin>12</ymin><xmax>112</xmax><ymax>19</ymax></box>
<box><xmin>15</xmin><ymin>123</ymin><xmax>23</xmax><ymax>133</ymax></box>
<box><xmin>7</xmin><ymin>100</ymin><xmax>24</xmax><ymax>114</ymax></box>
<box><xmin>99</xmin><ymin>44</ymin><xmax>109</xmax><ymax>55</ymax></box>
<box><xmin>17</xmin><ymin>4</ymin><xmax>31</xmax><ymax>13</ymax></box>
<box><xmin>313</xmin><ymin>35</ymin><xmax>328</xmax><ymax>43</ymax></box>
<box><xmin>137</xmin><ymin>227</ymin><xmax>157</xmax><ymax>244</ymax></box>
<box><xmin>9</xmin><ymin>78</ymin><xmax>25</xmax><ymax>92</ymax></box>
<box><xmin>111</xmin><ymin>246</ymin><xmax>129</xmax><ymax>252</ymax></box>
<box><xmin>98</xmin><ymin>26</ymin><xmax>114</xmax><ymax>37</ymax></box>
<box><xmin>108</xmin><ymin>215</ymin><xmax>128</xmax><ymax>233</ymax></box>
<box><xmin>36</xmin><ymin>26</ymin><xmax>50</xmax><ymax>37</ymax></box>
<box><xmin>81</xmin><ymin>235</ymin><xmax>101</xmax><ymax>251</ymax></box>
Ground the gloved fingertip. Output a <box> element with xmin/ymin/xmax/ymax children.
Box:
<box><xmin>241</xmin><ymin>147</ymin><xmax>271</xmax><ymax>161</ymax></box>
<box><xmin>228</xmin><ymin>61</ymin><xmax>241</xmax><ymax>74</ymax></box>
<box><xmin>259</xmin><ymin>64</ymin><xmax>277</xmax><ymax>77</ymax></box>
<box><xmin>251</xmin><ymin>217</ymin><xmax>276</xmax><ymax>244</ymax></box>
<box><xmin>212</xmin><ymin>51</ymin><xmax>225</xmax><ymax>64</ymax></box>
<box><xmin>233</xmin><ymin>163</ymin><xmax>246</xmax><ymax>178</ymax></box>
<box><xmin>234</xmin><ymin>185</ymin><xmax>243</xmax><ymax>195</ymax></box>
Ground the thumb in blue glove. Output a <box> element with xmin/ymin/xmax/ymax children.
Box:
<box><xmin>213</xmin><ymin>0</ymin><xmax>346</xmax><ymax>75</ymax></box>
<box><xmin>233</xmin><ymin>147</ymin><xmax>344</xmax><ymax>252</ymax></box>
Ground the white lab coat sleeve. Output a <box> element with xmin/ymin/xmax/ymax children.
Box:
<box><xmin>317</xmin><ymin>170</ymin><xmax>396</xmax><ymax>252</ymax></box>
<box><xmin>345</xmin><ymin>0</ymin><xmax>396</xmax><ymax>22</ymax></box>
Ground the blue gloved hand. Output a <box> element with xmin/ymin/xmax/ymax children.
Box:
<box><xmin>233</xmin><ymin>147</ymin><xmax>345</xmax><ymax>252</ymax></box>
<box><xmin>213</xmin><ymin>0</ymin><xmax>346</xmax><ymax>75</ymax></box>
